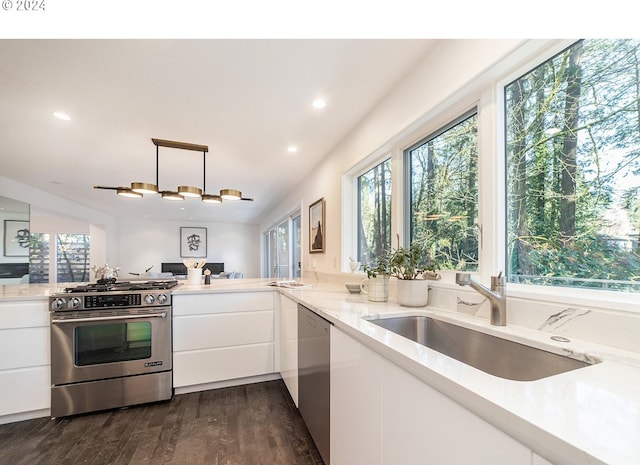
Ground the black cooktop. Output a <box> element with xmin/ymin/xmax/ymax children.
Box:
<box><xmin>65</xmin><ymin>280</ymin><xmax>179</xmax><ymax>293</ymax></box>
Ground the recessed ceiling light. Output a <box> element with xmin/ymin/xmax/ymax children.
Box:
<box><xmin>288</xmin><ymin>146</ymin><xmax>298</xmax><ymax>153</ymax></box>
<box><xmin>53</xmin><ymin>112</ymin><xmax>71</xmax><ymax>121</ymax></box>
<box><xmin>312</xmin><ymin>98</ymin><xmax>326</xmax><ymax>109</ymax></box>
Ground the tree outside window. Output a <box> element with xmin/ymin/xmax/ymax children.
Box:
<box><xmin>505</xmin><ymin>39</ymin><xmax>640</xmax><ymax>292</ymax></box>
<box><xmin>357</xmin><ymin>158</ymin><xmax>392</xmax><ymax>266</ymax></box>
<box><xmin>407</xmin><ymin>112</ymin><xmax>479</xmax><ymax>271</ymax></box>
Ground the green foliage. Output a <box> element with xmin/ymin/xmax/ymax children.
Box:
<box><xmin>388</xmin><ymin>241</ymin><xmax>437</xmax><ymax>280</ymax></box>
<box><xmin>358</xmin><ymin>158</ymin><xmax>392</xmax><ymax>265</ymax></box>
<box><xmin>363</xmin><ymin>239</ymin><xmax>439</xmax><ymax>280</ymax></box>
<box><xmin>363</xmin><ymin>250</ymin><xmax>391</xmax><ymax>278</ymax></box>
<box><xmin>409</xmin><ymin>113</ymin><xmax>479</xmax><ymax>272</ymax></box>
<box><xmin>505</xmin><ymin>39</ymin><xmax>640</xmax><ymax>292</ymax></box>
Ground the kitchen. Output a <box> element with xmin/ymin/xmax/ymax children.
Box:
<box><xmin>1</xmin><ymin>35</ymin><xmax>640</xmax><ymax>465</ymax></box>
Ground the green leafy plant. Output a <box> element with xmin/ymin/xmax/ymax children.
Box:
<box><xmin>389</xmin><ymin>240</ymin><xmax>439</xmax><ymax>280</ymax></box>
<box><xmin>364</xmin><ymin>236</ymin><xmax>440</xmax><ymax>280</ymax></box>
<box><xmin>363</xmin><ymin>251</ymin><xmax>391</xmax><ymax>278</ymax></box>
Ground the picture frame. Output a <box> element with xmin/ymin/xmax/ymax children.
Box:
<box><xmin>3</xmin><ymin>220</ymin><xmax>30</xmax><ymax>257</ymax></box>
<box><xmin>309</xmin><ymin>198</ymin><xmax>325</xmax><ymax>254</ymax></box>
<box><xmin>180</xmin><ymin>227</ymin><xmax>207</xmax><ymax>258</ymax></box>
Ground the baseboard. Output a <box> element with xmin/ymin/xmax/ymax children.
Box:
<box><xmin>174</xmin><ymin>373</ymin><xmax>282</xmax><ymax>395</ymax></box>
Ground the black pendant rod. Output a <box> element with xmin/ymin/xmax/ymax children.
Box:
<box><xmin>203</xmin><ymin>150</ymin><xmax>206</xmax><ymax>192</ymax></box>
<box><xmin>156</xmin><ymin>145</ymin><xmax>159</xmax><ymax>188</ymax></box>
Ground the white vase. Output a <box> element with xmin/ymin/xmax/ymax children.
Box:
<box><xmin>396</xmin><ymin>279</ymin><xmax>429</xmax><ymax>307</ymax></box>
<box><xmin>360</xmin><ymin>275</ymin><xmax>389</xmax><ymax>302</ymax></box>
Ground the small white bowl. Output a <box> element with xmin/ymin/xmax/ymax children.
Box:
<box><xmin>345</xmin><ymin>283</ymin><xmax>361</xmax><ymax>294</ymax></box>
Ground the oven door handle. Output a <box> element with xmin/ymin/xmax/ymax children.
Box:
<box><xmin>51</xmin><ymin>312</ymin><xmax>167</xmax><ymax>324</ymax></box>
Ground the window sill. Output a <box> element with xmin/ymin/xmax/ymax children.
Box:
<box><xmin>428</xmin><ymin>275</ymin><xmax>639</xmax><ymax>315</ymax></box>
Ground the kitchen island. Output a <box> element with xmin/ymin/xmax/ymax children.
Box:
<box><xmin>174</xmin><ymin>279</ymin><xmax>640</xmax><ymax>465</ymax></box>
<box><xmin>1</xmin><ymin>279</ymin><xmax>639</xmax><ymax>464</ymax></box>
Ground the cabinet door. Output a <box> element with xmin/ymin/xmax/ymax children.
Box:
<box><xmin>173</xmin><ymin>311</ymin><xmax>273</xmax><ymax>351</ymax></box>
<box><xmin>0</xmin><ymin>366</ymin><xmax>50</xmax><ymax>417</ymax></box>
<box><xmin>173</xmin><ymin>292</ymin><xmax>274</xmax><ymax>316</ymax></box>
<box><xmin>173</xmin><ymin>343</ymin><xmax>274</xmax><ymax>387</ymax></box>
<box><xmin>279</xmin><ymin>294</ymin><xmax>298</xmax><ymax>405</ymax></box>
<box><xmin>172</xmin><ymin>292</ymin><xmax>275</xmax><ymax>389</ymax></box>
<box><xmin>0</xmin><ymin>300</ymin><xmax>50</xmax><ymax>419</ymax></box>
<box><xmin>331</xmin><ymin>327</ymin><xmax>383</xmax><ymax>465</ymax></box>
<box><xmin>331</xmin><ymin>326</ymin><xmax>533</xmax><ymax>465</ymax></box>
<box><xmin>381</xmin><ymin>360</ymin><xmax>531</xmax><ymax>465</ymax></box>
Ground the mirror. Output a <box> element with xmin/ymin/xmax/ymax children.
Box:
<box><xmin>0</xmin><ymin>195</ymin><xmax>30</xmax><ymax>283</ymax></box>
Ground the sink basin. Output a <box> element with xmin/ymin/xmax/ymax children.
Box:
<box><xmin>368</xmin><ymin>316</ymin><xmax>596</xmax><ymax>381</ymax></box>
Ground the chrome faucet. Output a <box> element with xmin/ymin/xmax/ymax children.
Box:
<box><xmin>455</xmin><ymin>272</ymin><xmax>507</xmax><ymax>326</ymax></box>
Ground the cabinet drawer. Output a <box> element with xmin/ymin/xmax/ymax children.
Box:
<box><xmin>173</xmin><ymin>343</ymin><xmax>274</xmax><ymax>387</ymax></box>
<box><xmin>173</xmin><ymin>311</ymin><xmax>273</xmax><ymax>351</ymax></box>
<box><xmin>0</xmin><ymin>300</ymin><xmax>49</xmax><ymax>330</ymax></box>
<box><xmin>173</xmin><ymin>292</ymin><xmax>274</xmax><ymax>316</ymax></box>
<box><xmin>0</xmin><ymin>327</ymin><xmax>49</xmax><ymax>370</ymax></box>
<box><xmin>0</xmin><ymin>366</ymin><xmax>50</xmax><ymax>416</ymax></box>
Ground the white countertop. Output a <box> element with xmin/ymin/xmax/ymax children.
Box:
<box><xmin>4</xmin><ymin>279</ymin><xmax>639</xmax><ymax>464</ymax></box>
<box><xmin>179</xmin><ymin>279</ymin><xmax>639</xmax><ymax>465</ymax></box>
<box><xmin>274</xmin><ymin>282</ymin><xmax>640</xmax><ymax>465</ymax></box>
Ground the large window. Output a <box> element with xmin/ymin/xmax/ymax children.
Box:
<box><xmin>357</xmin><ymin>158</ymin><xmax>392</xmax><ymax>265</ymax></box>
<box><xmin>263</xmin><ymin>212</ymin><xmax>301</xmax><ymax>279</ymax></box>
<box><xmin>29</xmin><ymin>233</ymin><xmax>90</xmax><ymax>283</ymax></box>
<box><xmin>407</xmin><ymin>111</ymin><xmax>479</xmax><ymax>271</ymax></box>
<box><xmin>505</xmin><ymin>39</ymin><xmax>640</xmax><ymax>292</ymax></box>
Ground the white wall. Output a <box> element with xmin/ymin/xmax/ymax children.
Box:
<box><xmin>115</xmin><ymin>219</ymin><xmax>260</xmax><ymax>278</ymax></box>
<box><xmin>1</xmin><ymin>177</ymin><xmax>261</xmax><ymax>281</ymax></box>
<box><xmin>260</xmin><ymin>39</ymin><xmax>525</xmax><ymax>276</ymax></box>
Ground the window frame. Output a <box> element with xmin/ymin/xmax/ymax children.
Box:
<box><xmin>496</xmin><ymin>39</ymin><xmax>640</xmax><ymax>311</ymax></box>
<box><xmin>403</xmin><ymin>107</ymin><xmax>480</xmax><ymax>271</ymax></box>
<box><xmin>262</xmin><ymin>209</ymin><xmax>301</xmax><ymax>280</ymax></box>
<box><xmin>356</xmin><ymin>156</ymin><xmax>393</xmax><ymax>266</ymax></box>
<box><xmin>342</xmin><ymin>39</ymin><xmax>639</xmax><ymax>311</ymax></box>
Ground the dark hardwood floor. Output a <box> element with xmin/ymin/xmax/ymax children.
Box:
<box><xmin>0</xmin><ymin>380</ymin><xmax>325</xmax><ymax>465</ymax></box>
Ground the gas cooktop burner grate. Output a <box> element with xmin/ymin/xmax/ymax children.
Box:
<box><xmin>64</xmin><ymin>280</ymin><xmax>179</xmax><ymax>293</ymax></box>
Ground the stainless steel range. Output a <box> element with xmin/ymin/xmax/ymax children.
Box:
<box><xmin>48</xmin><ymin>280</ymin><xmax>178</xmax><ymax>417</ymax></box>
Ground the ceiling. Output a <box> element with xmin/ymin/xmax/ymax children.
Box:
<box><xmin>0</xmin><ymin>39</ymin><xmax>436</xmax><ymax>224</ymax></box>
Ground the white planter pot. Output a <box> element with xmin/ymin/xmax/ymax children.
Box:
<box><xmin>396</xmin><ymin>279</ymin><xmax>429</xmax><ymax>307</ymax></box>
<box><xmin>187</xmin><ymin>268</ymin><xmax>203</xmax><ymax>285</ymax></box>
<box><xmin>360</xmin><ymin>275</ymin><xmax>389</xmax><ymax>302</ymax></box>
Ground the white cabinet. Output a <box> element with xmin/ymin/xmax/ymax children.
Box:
<box><xmin>381</xmin><ymin>360</ymin><xmax>530</xmax><ymax>465</ymax></box>
<box><xmin>0</xmin><ymin>299</ymin><xmax>50</xmax><ymax>423</ymax></box>
<box><xmin>331</xmin><ymin>326</ymin><xmax>533</xmax><ymax>465</ymax></box>
<box><xmin>172</xmin><ymin>292</ymin><xmax>275</xmax><ymax>390</ymax></box>
<box><xmin>278</xmin><ymin>293</ymin><xmax>298</xmax><ymax>405</ymax></box>
<box><xmin>330</xmin><ymin>326</ymin><xmax>383</xmax><ymax>465</ymax></box>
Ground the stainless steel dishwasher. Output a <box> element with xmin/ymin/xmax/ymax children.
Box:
<box><xmin>298</xmin><ymin>304</ymin><xmax>331</xmax><ymax>465</ymax></box>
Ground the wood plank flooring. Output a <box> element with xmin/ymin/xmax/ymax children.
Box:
<box><xmin>0</xmin><ymin>380</ymin><xmax>325</xmax><ymax>465</ymax></box>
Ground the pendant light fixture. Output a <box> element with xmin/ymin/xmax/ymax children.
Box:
<box><xmin>117</xmin><ymin>187</ymin><xmax>143</xmax><ymax>198</ymax></box>
<box><xmin>94</xmin><ymin>138</ymin><xmax>253</xmax><ymax>204</ymax></box>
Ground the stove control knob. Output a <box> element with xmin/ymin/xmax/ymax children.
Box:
<box><xmin>69</xmin><ymin>297</ymin><xmax>81</xmax><ymax>309</ymax></box>
<box><xmin>144</xmin><ymin>294</ymin><xmax>155</xmax><ymax>305</ymax></box>
<box><xmin>157</xmin><ymin>293</ymin><xmax>168</xmax><ymax>304</ymax></box>
<box><xmin>51</xmin><ymin>298</ymin><xmax>66</xmax><ymax>310</ymax></box>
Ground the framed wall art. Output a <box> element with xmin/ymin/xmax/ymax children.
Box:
<box><xmin>309</xmin><ymin>198</ymin><xmax>325</xmax><ymax>254</ymax></box>
<box><xmin>180</xmin><ymin>227</ymin><xmax>207</xmax><ymax>258</ymax></box>
<box><xmin>3</xmin><ymin>220</ymin><xmax>30</xmax><ymax>257</ymax></box>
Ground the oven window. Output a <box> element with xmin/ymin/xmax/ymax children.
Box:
<box><xmin>75</xmin><ymin>322</ymin><xmax>152</xmax><ymax>366</ymax></box>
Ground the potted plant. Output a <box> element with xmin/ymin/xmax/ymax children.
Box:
<box><xmin>361</xmin><ymin>253</ymin><xmax>392</xmax><ymax>302</ymax></box>
<box><xmin>388</xmin><ymin>239</ymin><xmax>440</xmax><ymax>307</ymax></box>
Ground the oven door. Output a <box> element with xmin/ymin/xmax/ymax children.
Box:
<box><xmin>50</xmin><ymin>307</ymin><xmax>172</xmax><ymax>385</ymax></box>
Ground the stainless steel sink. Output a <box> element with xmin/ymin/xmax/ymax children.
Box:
<box><xmin>368</xmin><ymin>316</ymin><xmax>596</xmax><ymax>381</ymax></box>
